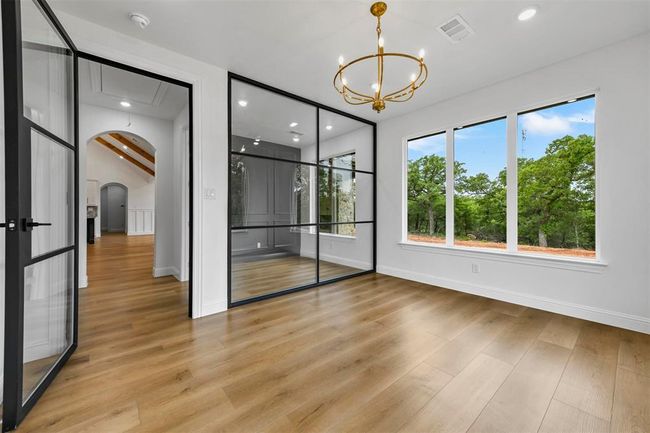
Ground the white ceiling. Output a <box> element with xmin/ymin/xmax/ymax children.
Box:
<box><xmin>55</xmin><ymin>1</ymin><xmax>650</xmax><ymax>121</ymax></box>
<box><xmin>79</xmin><ymin>58</ymin><xmax>189</xmax><ymax>120</ymax></box>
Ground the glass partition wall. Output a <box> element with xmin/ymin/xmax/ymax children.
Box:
<box><xmin>228</xmin><ymin>75</ymin><xmax>376</xmax><ymax>306</ymax></box>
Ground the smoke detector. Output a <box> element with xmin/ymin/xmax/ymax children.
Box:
<box><xmin>438</xmin><ymin>15</ymin><xmax>474</xmax><ymax>43</ymax></box>
<box><xmin>129</xmin><ymin>12</ymin><xmax>150</xmax><ymax>29</ymax></box>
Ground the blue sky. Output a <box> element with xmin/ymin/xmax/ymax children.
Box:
<box><xmin>408</xmin><ymin>97</ymin><xmax>595</xmax><ymax>179</ymax></box>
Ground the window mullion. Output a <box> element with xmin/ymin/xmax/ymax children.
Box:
<box><xmin>506</xmin><ymin>113</ymin><xmax>518</xmax><ymax>252</ymax></box>
<box><xmin>445</xmin><ymin>129</ymin><xmax>454</xmax><ymax>247</ymax></box>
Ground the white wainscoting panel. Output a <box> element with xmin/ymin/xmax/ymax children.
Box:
<box><xmin>128</xmin><ymin>209</ymin><xmax>154</xmax><ymax>235</ymax></box>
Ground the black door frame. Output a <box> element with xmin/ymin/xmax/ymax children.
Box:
<box><xmin>2</xmin><ymin>0</ymin><xmax>79</xmax><ymax>430</ymax></box>
<box><xmin>76</xmin><ymin>51</ymin><xmax>195</xmax><ymax>318</ymax></box>
<box><xmin>227</xmin><ymin>72</ymin><xmax>378</xmax><ymax>307</ymax></box>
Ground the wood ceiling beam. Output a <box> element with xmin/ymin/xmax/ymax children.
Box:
<box><xmin>95</xmin><ymin>136</ymin><xmax>155</xmax><ymax>177</ymax></box>
<box><xmin>108</xmin><ymin>132</ymin><xmax>155</xmax><ymax>164</ymax></box>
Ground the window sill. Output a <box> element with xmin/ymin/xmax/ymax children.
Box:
<box><xmin>398</xmin><ymin>241</ymin><xmax>607</xmax><ymax>273</ymax></box>
<box><xmin>320</xmin><ymin>232</ymin><xmax>357</xmax><ymax>240</ymax></box>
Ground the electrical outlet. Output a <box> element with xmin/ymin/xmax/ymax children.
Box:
<box><xmin>471</xmin><ymin>263</ymin><xmax>480</xmax><ymax>274</ymax></box>
<box><xmin>256</xmin><ymin>242</ymin><xmax>261</xmax><ymax>249</ymax></box>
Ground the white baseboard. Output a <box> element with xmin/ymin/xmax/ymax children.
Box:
<box><xmin>377</xmin><ymin>265</ymin><xmax>650</xmax><ymax>334</ymax></box>
<box><xmin>127</xmin><ymin>231</ymin><xmax>154</xmax><ymax>236</ymax></box>
<box><xmin>300</xmin><ymin>251</ymin><xmax>371</xmax><ymax>270</ymax></box>
<box><xmin>153</xmin><ymin>266</ymin><xmax>179</xmax><ymax>278</ymax></box>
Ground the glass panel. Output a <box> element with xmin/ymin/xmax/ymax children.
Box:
<box><xmin>454</xmin><ymin>119</ymin><xmax>507</xmax><ymax>249</ymax></box>
<box><xmin>231</xmin><ymin>226</ymin><xmax>316</xmax><ymax>302</ymax></box>
<box><xmin>319</xmin><ymin>223</ymin><xmax>373</xmax><ymax>282</ymax></box>
<box><xmin>319</xmin><ymin>168</ymin><xmax>372</xmax><ymax>230</ymax></box>
<box><xmin>406</xmin><ymin>132</ymin><xmax>446</xmax><ymax>244</ymax></box>
<box><xmin>319</xmin><ymin>109</ymin><xmax>373</xmax><ymax>172</ymax></box>
<box><xmin>517</xmin><ymin>97</ymin><xmax>596</xmax><ymax>258</ymax></box>
<box><xmin>22</xmin><ymin>251</ymin><xmax>74</xmax><ymax>402</ymax></box>
<box><xmin>31</xmin><ymin>129</ymin><xmax>74</xmax><ymax>258</ymax></box>
<box><xmin>230</xmin><ymin>154</ymin><xmax>316</xmax><ymax>227</ymax></box>
<box><xmin>231</xmin><ymin>80</ymin><xmax>316</xmax><ymax>164</ymax></box>
<box><xmin>21</xmin><ymin>0</ymin><xmax>74</xmax><ymax>143</ymax></box>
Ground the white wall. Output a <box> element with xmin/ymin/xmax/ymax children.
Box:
<box><xmin>172</xmin><ymin>104</ymin><xmax>190</xmax><ymax>281</ymax></box>
<box><xmin>378</xmin><ymin>34</ymin><xmax>650</xmax><ymax>333</ymax></box>
<box><xmin>59</xmin><ymin>11</ymin><xmax>229</xmax><ymax>317</ymax></box>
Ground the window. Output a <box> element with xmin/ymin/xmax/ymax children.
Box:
<box><xmin>517</xmin><ymin>96</ymin><xmax>596</xmax><ymax>258</ymax></box>
<box><xmin>454</xmin><ymin>118</ymin><xmax>507</xmax><ymax>249</ymax></box>
<box><xmin>404</xmin><ymin>95</ymin><xmax>596</xmax><ymax>260</ymax></box>
<box><xmin>319</xmin><ymin>152</ymin><xmax>356</xmax><ymax>236</ymax></box>
<box><xmin>407</xmin><ymin>132</ymin><xmax>446</xmax><ymax>244</ymax></box>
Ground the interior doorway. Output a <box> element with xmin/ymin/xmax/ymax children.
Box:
<box><xmin>100</xmin><ymin>183</ymin><xmax>127</xmax><ymax>233</ymax></box>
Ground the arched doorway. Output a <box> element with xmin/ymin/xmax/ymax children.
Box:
<box><xmin>100</xmin><ymin>182</ymin><xmax>128</xmax><ymax>233</ymax></box>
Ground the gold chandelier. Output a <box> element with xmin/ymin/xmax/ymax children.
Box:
<box><xmin>333</xmin><ymin>2</ymin><xmax>428</xmax><ymax>113</ymax></box>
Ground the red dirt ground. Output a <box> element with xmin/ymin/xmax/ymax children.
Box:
<box><xmin>407</xmin><ymin>234</ymin><xmax>596</xmax><ymax>259</ymax></box>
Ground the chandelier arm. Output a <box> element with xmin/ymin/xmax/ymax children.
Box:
<box><xmin>383</xmin><ymin>62</ymin><xmax>428</xmax><ymax>100</ymax></box>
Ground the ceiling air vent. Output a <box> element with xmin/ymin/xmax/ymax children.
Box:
<box><xmin>438</xmin><ymin>15</ymin><xmax>474</xmax><ymax>43</ymax></box>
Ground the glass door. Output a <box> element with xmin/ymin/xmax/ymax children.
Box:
<box><xmin>1</xmin><ymin>0</ymin><xmax>78</xmax><ymax>430</ymax></box>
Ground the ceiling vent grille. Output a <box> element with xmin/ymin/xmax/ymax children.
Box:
<box><xmin>438</xmin><ymin>15</ymin><xmax>474</xmax><ymax>43</ymax></box>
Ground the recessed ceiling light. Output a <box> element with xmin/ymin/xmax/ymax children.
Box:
<box><xmin>518</xmin><ymin>7</ymin><xmax>537</xmax><ymax>21</ymax></box>
<box><xmin>120</xmin><ymin>101</ymin><xmax>131</xmax><ymax>108</ymax></box>
<box><xmin>292</xmin><ymin>137</ymin><xmax>300</xmax><ymax>143</ymax></box>
<box><xmin>325</xmin><ymin>125</ymin><xmax>333</xmax><ymax>131</ymax></box>
<box><xmin>567</xmin><ymin>98</ymin><xmax>577</xmax><ymax>103</ymax></box>
<box><xmin>123</xmin><ymin>145</ymin><xmax>128</xmax><ymax>150</ymax></box>
<box><xmin>119</xmin><ymin>155</ymin><xmax>124</xmax><ymax>159</ymax></box>
<box><xmin>238</xmin><ymin>100</ymin><xmax>248</xmax><ymax>107</ymax></box>
<box><xmin>289</xmin><ymin>122</ymin><xmax>298</xmax><ymax>128</ymax></box>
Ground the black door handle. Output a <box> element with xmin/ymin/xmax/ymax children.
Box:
<box><xmin>23</xmin><ymin>218</ymin><xmax>52</xmax><ymax>231</ymax></box>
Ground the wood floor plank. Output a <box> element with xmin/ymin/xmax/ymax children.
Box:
<box><xmin>468</xmin><ymin>340</ymin><xmax>571</xmax><ymax>433</ymax></box>
<box><xmin>538</xmin><ymin>399</ymin><xmax>610</xmax><ymax>433</ymax></box>
<box><xmin>618</xmin><ymin>329</ymin><xmax>650</xmax><ymax>378</ymax></box>
<box><xmin>538</xmin><ymin>315</ymin><xmax>585</xmax><ymax>349</ymax></box>
<box><xmin>397</xmin><ymin>354</ymin><xmax>512</xmax><ymax>433</ymax></box>
<box><xmin>334</xmin><ymin>362</ymin><xmax>453</xmax><ymax>433</ymax></box>
<box><xmin>610</xmin><ymin>367</ymin><xmax>650</xmax><ymax>433</ymax></box>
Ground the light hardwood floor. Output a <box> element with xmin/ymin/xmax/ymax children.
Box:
<box><xmin>15</xmin><ymin>234</ymin><xmax>650</xmax><ymax>432</ymax></box>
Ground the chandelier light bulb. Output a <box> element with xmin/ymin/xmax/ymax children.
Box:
<box><xmin>342</xmin><ymin>77</ymin><xmax>348</xmax><ymax>86</ymax></box>
<box><xmin>418</xmin><ymin>49</ymin><xmax>425</xmax><ymax>60</ymax></box>
<box><xmin>410</xmin><ymin>73</ymin><xmax>417</xmax><ymax>82</ymax></box>
<box><xmin>371</xmin><ymin>83</ymin><xmax>379</xmax><ymax>92</ymax></box>
<box><xmin>338</xmin><ymin>55</ymin><xmax>345</xmax><ymax>66</ymax></box>
<box><xmin>378</xmin><ymin>37</ymin><xmax>384</xmax><ymax>48</ymax></box>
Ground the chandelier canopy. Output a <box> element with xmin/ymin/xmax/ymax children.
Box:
<box><xmin>333</xmin><ymin>2</ymin><xmax>428</xmax><ymax>113</ymax></box>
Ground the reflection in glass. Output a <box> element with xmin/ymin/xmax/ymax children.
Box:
<box><xmin>230</xmin><ymin>154</ymin><xmax>315</xmax><ymax>227</ymax></box>
<box><xmin>319</xmin><ymin>109</ymin><xmax>373</xmax><ymax>172</ymax></box>
<box><xmin>517</xmin><ymin>97</ymin><xmax>596</xmax><ymax>258</ymax></box>
<box><xmin>319</xmin><ymin>223</ymin><xmax>373</xmax><ymax>282</ymax></box>
<box><xmin>231</xmin><ymin>80</ymin><xmax>316</xmax><ymax>163</ymax></box>
<box><xmin>406</xmin><ymin>132</ymin><xmax>446</xmax><ymax>244</ymax></box>
<box><xmin>21</xmin><ymin>0</ymin><xmax>74</xmax><ymax>143</ymax></box>
<box><xmin>31</xmin><ymin>129</ymin><xmax>74</xmax><ymax>258</ymax></box>
<box><xmin>23</xmin><ymin>251</ymin><xmax>73</xmax><ymax>402</ymax></box>
<box><xmin>319</xmin><ymin>168</ymin><xmax>373</xmax><ymax>233</ymax></box>
<box><xmin>454</xmin><ymin>118</ymin><xmax>507</xmax><ymax>249</ymax></box>
<box><xmin>231</xmin><ymin>226</ymin><xmax>316</xmax><ymax>302</ymax></box>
